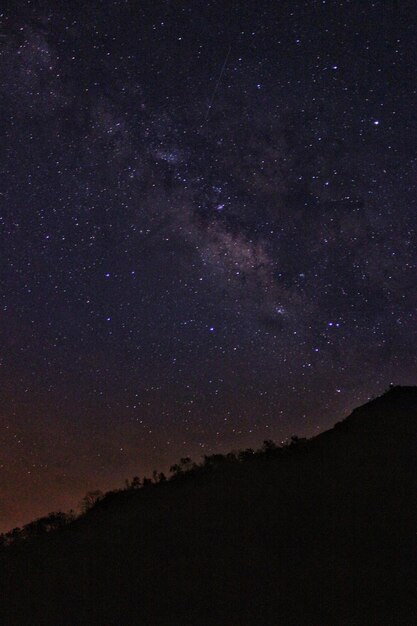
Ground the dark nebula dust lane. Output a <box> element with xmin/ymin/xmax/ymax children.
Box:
<box><xmin>0</xmin><ymin>1</ymin><xmax>416</xmax><ymax>531</ymax></box>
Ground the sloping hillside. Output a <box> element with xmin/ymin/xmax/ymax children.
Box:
<box><xmin>1</xmin><ymin>386</ymin><xmax>416</xmax><ymax>625</ymax></box>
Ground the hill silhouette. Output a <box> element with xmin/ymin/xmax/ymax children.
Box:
<box><xmin>1</xmin><ymin>386</ymin><xmax>416</xmax><ymax>625</ymax></box>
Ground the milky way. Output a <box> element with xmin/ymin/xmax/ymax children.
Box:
<box><xmin>0</xmin><ymin>1</ymin><xmax>416</xmax><ymax>530</ymax></box>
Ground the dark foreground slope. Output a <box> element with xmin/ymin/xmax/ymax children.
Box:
<box><xmin>1</xmin><ymin>386</ymin><xmax>416</xmax><ymax>625</ymax></box>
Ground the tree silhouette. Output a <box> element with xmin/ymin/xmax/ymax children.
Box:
<box><xmin>80</xmin><ymin>490</ymin><xmax>103</xmax><ymax>513</ymax></box>
<box><xmin>22</xmin><ymin>512</ymin><xmax>74</xmax><ymax>538</ymax></box>
<box><xmin>170</xmin><ymin>456</ymin><xmax>195</xmax><ymax>475</ymax></box>
<box><xmin>262</xmin><ymin>439</ymin><xmax>277</xmax><ymax>452</ymax></box>
<box><xmin>125</xmin><ymin>476</ymin><xmax>141</xmax><ymax>489</ymax></box>
<box><xmin>152</xmin><ymin>471</ymin><xmax>166</xmax><ymax>483</ymax></box>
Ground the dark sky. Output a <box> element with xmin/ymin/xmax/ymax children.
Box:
<box><xmin>0</xmin><ymin>0</ymin><xmax>416</xmax><ymax>531</ymax></box>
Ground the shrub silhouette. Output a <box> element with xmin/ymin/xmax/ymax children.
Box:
<box><xmin>80</xmin><ymin>490</ymin><xmax>103</xmax><ymax>513</ymax></box>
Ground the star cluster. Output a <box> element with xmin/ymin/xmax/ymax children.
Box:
<box><xmin>0</xmin><ymin>1</ymin><xmax>416</xmax><ymax>531</ymax></box>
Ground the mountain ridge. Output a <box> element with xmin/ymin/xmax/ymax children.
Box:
<box><xmin>1</xmin><ymin>387</ymin><xmax>416</xmax><ymax>625</ymax></box>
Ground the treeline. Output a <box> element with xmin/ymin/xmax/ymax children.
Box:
<box><xmin>0</xmin><ymin>436</ymin><xmax>307</xmax><ymax>548</ymax></box>
<box><xmin>0</xmin><ymin>511</ymin><xmax>76</xmax><ymax>547</ymax></box>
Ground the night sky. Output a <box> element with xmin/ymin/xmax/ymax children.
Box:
<box><xmin>0</xmin><ymin>1</ymin><xmax>416</xmax><ymax>531</ymax></box>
